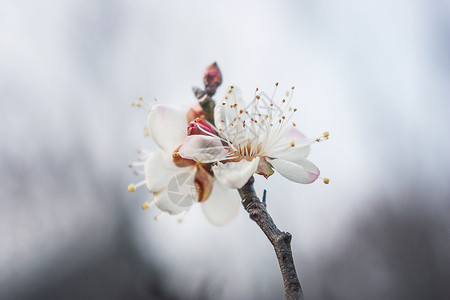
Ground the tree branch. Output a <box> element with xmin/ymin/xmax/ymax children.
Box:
<box><xmin>239</xmin><ymin>177</ymin><xmax>304</xmax><ymax>300</ymax></box>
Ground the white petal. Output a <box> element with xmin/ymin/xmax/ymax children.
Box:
<box><xmin>178</xmin><ymin>135</ymin><xmax>228</xmax><ymax>163</ymax></box>
<box><xmin>154</xmin><ymin>170</ymin><xmax>198</xmax><ymax>214</ymax></box>
<box><xmin>148</xmin><ymin>104</ymin><xmax>187</xmax><ymax>152</ymax></box>
<box><xmin>201</xmin><ymin>180</ymin><xmax>240</xmax><ymax>226</ymax></box>
<box><xmin>268</xmin><ymin>157</ymin><xmax>320</xmax><ymax>184</ymax></box>
<box><xmin>154</xmin><ymin>188</ymin><xmax>190</xmax><ymax>215</ymax></box>
<box><xmin>214</xmin><ymin>86</ymin><xmax>246</xmax><ymax>130</ymax></box>
<box><xmin>144</xmin><ymin>149</ymin><xmax>183</xmax><ymax>192</ymax></box>
<box><xmin>269</xmin><ymin>127</ymin><xmax>315</xmax><ymax>159</ymax></box>
<box><xmin>212</xmin><ymin>157</ymin><xmax>260</xmax><ymax>189</ymax></box>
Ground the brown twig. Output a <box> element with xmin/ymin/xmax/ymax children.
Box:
<box><xmin>238</xmin><ymin>177</ymin><xmax>304</xmax><ymax>300</ymax></box>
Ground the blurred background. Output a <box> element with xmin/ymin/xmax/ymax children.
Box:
<box><xmin>1</xmin><ymin>0</ymin><xmax>449</xmax><ymax>299</ymax></box>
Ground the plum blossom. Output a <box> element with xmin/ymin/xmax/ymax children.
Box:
<box><xmin>178</xmin><ymin>85</ymin><xmax>328</xmax><ymax>189</ymax></box>
<box><xmin>128</xmin><ymin>103</ymin><xmax>240</xmax><ymax>226</ymax></box>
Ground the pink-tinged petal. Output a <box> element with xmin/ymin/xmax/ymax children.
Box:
<box><xmin>144</xmin><ymin>149</ymin><xmax>184</xmax><ymax>192</ymax></box>
<box><xmin>178</xmin><ymin>135</ymin><xmax>229</xmax><ymax>163</ymax></box>
<box><xmin>148</xmin><ymin>104</ymin><xmax>187</xmax><ymax>152</ymax></box>
<box><xmin>269</xmin><ymin>127</ymin><xmax>313</xmax><ymax>158</ymax></box>
<box><xmin>154</xmin><ymin>188</ymin><xmax>190</xmax><ymax>215</ymax></box>
<box><xmin>212</xmin><ymin>157</ymin><xmax>260</xmax><ymax>189</ymax></box>
<box><xmin>201</xmin><ymin>180</ymin><xmax>240</xmax><ymax>226</ymax></box>
<box><xmin>268</xmin><ymin>157</ymin><xmax>320</xmax><ymax>184</ymax></box>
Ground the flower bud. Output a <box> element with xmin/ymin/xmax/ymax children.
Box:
<box><xmin>188</xmin><ymin>118</ymin><xmax>216</xmax><ymax>136</ymax></box>
<box><xmin>203</xmin><ymin>62</ymin><xmax>222</xmax><ymax>96</ymax></box>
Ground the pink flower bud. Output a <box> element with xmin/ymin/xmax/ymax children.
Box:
<box><xmin>188</xmin><ymin>118</ymin><xmax>216</xmax><ymax>136</ymax></box>
<box><xmin>203</xmin><ymin>62</ymin><xmax>222</xmax><ymax>96</ymax></box>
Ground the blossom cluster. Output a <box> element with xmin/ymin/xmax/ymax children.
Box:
<box><xmin>128</xmin><ymin>71</ymin><xmax>327</xmax><ymax>226</ymax></box>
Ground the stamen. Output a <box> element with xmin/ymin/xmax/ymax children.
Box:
<box><xmin>128</xmin><ymin>184</ymin><xmax>136</xmax><ymax>192</ymax></box>
<box><xmin>323</xmin><ymin>178</ymin><xmax>330</xmax><ymax>184</ymax></box>
<box><xmin>142</xmin><ymin>201</ymin><xmax>151</xmax><ymax>210</ymax></box>
<box><xmin>323</xmin><ymin>131</ymin><xmax>329</xmax><ymax>138</ymax></box>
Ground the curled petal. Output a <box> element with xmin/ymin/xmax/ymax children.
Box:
<box><xmin>195</xmin><ymin>165</ymin><xmax>213</xmax><ymax>202</ymax></box>
<box><xmin>268</xmin><ymin>157</ymin><xmax>320</xmax><ymax>184</ymax></box>
<box><xmin>212</xmin><ymin>157</ymin><xmax>260</xmax><ymax>189</ymax></box>
<box><xmin>144</xmin><ymin>149</ymin><xmax>183</xmax><ymax>192</ymax></box>
<box><xmin>201</xmin><ymin>180</ymin><xmax>240</xmax><ymax>226</ymax></box>
<box><xmin>148</xmin><ymin>104</ymin><xmax>187</xmax><ymax>152</ymax></box>
<box><xmin>256</xmin><ymin>157</ymin><xmax>274</xmax><ymax>179</ymax></box>
<box><xmin>178</xmin><ymin>135</ymin><xmax>229</xmax><ymax>163</ymax></box>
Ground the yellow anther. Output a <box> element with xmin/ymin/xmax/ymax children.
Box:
<box><xmin>292</xmin><ymin>122</ymin><xmax>296</xmax><ymax>127</ymax></box>
<box><xmin>138</xmin><ymin>96</ymin><xmax>143</xmax><ymax>101</ymax></box>
<box><xmin>142</xmin><ymin>202</ymin><xmax>150</xmax><ymax>210</ymax></box>
<box><xmin>128</xmin><ymin>184</ymin><xmax>136</xmax><ymax>192</ymax></box>
<box><xmin>290</xmin><ymin>140</ymin><xmax>295</xmax><ymax>147</ymax></box>
<box><xmin>173</xmin><ymin>151</ymin><xmax>179</xmax><ymax>157</ymax></box>
<box><xmin>323</xmin><ymin>131</ymin><xmax>329</xmax><ymax>138</ymax></box>
<box><xmin>136</xmin><ymin>102</ymin><xmax>142</xmax><ymax>107</ymax></box>
<box><xmin>196</xmin><ymin>160</ymin><xmax>203</xmax><ymax>165</ymax></box>
<box><xmin>265</xmin><ymin>115</ymin><xmax>269</xmax><ymax>119</ymax></box>
<box><xmin>143</xmin><ymin>128</ymin><xmax>150</xmax><ymax>136</ymax></box>
<box><xmin>323</xmin><ymin>178</ymin><xmax>330</xmax><ymax>184</ymax></box>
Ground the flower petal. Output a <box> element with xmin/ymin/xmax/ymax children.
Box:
<box><xmin>148</xmin><ymin>104</ymin><xmax>187</xmax><ymax>152</ymax></box>
<box><xmin>155</xmin><ymin>170</ymin><xmax>199</xmax><ymax>214</ymax></box>
<box><xmin>269</xmin><ymin>127</ymin><xmax>313</xmax><ymax>158</ymax></box>
<box><xmin>178</xmin><ymin>135</ymin><xmax>229</xmax><ymax>163</ymax></box>
<box><xmin>214</xmin><ymin>86</ymin><xmax>246</xmax><ymax>130</ymax></box>
<box><xmin>195</xmin><ymin>165</ymin><xmax>213</xmax><ymax>202</ymax></box>
<box><xmin>212</xmin><ymin>157</ymin><xmax>260</xmax><ymax>189</ymax></box>
<box><xmin>201</xmin><ymin>180</ymin><xmax>240</xmax><ymax>226</ymax></box>
<box><xmin>144</xmin><ymin>149</ymin><xmax>183</xmax><ymax>192</ymax></box>
<box><xmin>154</xmin><ymin>188</ymin><xmax>190</xmax><ymax>215</ymax></box>
<box><xmin>268</xmin><ymin>156</ymin><xmax>320</xmax><ymax>184</ymax></box>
